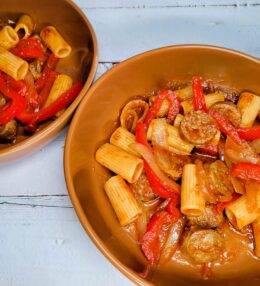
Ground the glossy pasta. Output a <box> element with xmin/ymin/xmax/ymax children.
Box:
<box><xmin>95</xmin><ymin>75</ymin><xmax>260</xmax><ymax>278</ymax></box>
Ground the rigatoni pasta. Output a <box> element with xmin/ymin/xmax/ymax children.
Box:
<box><xmin>44</xmin><ymin>74</ymin><xmax>73</xmax><ymax>107</ymax></box>
<box><xmin>95</xmin><ymin>75</ymin><xmax>260</xmax><ymax>276</ymax></box>
<box><xmin>237</xmin><ymin>92</ymin><xmax>260</xmax><ymax>128</ymax></box>
<box><xmin>95</xmin><ymin>143</ymin><xmax>143</xmax><ymax>183</ymax></box>
<box><xmin>253</xmin><ymin>217</ymin><xmax>260</xmax><ymax>258</ymax></box>
<box><xmin>40</xmin><ymin>26</ymin><xmax>71</xmax><ymax>58</ymax></box>
<box><xmin>15</xmin><ymin>14</ymin><xmax>35</xmax><ymax>38</ymax></box>
<box><xmin>181</xmin><ymin>164</ymin><xmax>205</xmax><ymax>216</ymax></box>
<box><xmin>0</xmin><ymin>26</ymin><xmax>19</xmax><ymax>49</ymax></box>
<box><xmin>0</xmin><ymin>46</ymin><xmax>28</xmax><ymax>80</ymax></box>
<box><xmin>110</xmin><ymin>126</ymin><xmax>140</xmax><ymax>156</ymax></box>
<box><xmin>104</xmin><ymin>175</ymin><xmax>142</xmax><ymax>226</ymax></box>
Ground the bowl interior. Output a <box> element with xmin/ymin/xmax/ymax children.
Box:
<box><xmin>65</xmin><ymin>45</ymin><xmax>260</xmax><ymax>286</ymax></box>
<box><xmin>0</xmin><ymin>0</ymin><xmax>97</xmax><ymax>162</ymax></box>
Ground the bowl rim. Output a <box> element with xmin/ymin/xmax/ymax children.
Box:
<box><xmin>64</xmin><ymin>44</ymin><xmax>260</xmax><ymax>285</ymax></box>
<box><xmin>0</xmin><ymin>0</ymin><xmax>98</xmax><ymax>162</ymax></box>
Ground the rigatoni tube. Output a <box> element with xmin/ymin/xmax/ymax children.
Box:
<box><xmin>181</xmin><ymin>93</ymin><xmax>225</xmax><ymax>114</ymax></box>
<box><xmin>253</xmin><ymin>217</ymin><xmax>260</xmax><ymax>258</ymax></box>
<box><xmin>110</xmin><ymin>126</ymin><xmax>140</xmax><ymax>156</ymax></box>
<box><xmin>15</xmin><ymin>14</ymin><xmax>35</xmax><ymax>38</ymax></box>
<box><xmin>237</xmin><ymin>92</ymin><xmax>260</xmax><ymax>128</ymax></box>
<box><xmin>226</xmin><ymin>190</ymin><xmax>260</xmax><ymax>229</ymax></box>
<box><xmin>95</xmin><ymin>143</ymin><xmax>143</xmax><ymax>183</ymax></box>
<box><xmin>104</xmin><ymin>175</ymin><xmax>142</xmax><ymax>226</ymax></box>
<box><xmin>0</xmin><ymin>46</ymin><xmax>28</xmax><ymax>80</ymax></box>
<box><xmin>44</xmin><ymin>74</ymin><xmax>73</xmax><ymax>107</ymax></box>
<box><xmin>40</xmin><ymin>26</ymin><xmax>71</xmax><ymax>58</ymax></box>
<box><xmin>0</xmin><ymin>26</ymin><xmax>19</xmax><ymax>49</ymax></box>
<box><xmin>181</xmin><ymin>164</ymin><xmax>205</xmax><ymax>216</ymax></box>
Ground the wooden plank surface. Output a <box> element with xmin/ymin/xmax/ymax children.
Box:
<box><xmin>0</xmin><ymin>1</ymin><xmax>260</xmax><ymax>285</ymax></box>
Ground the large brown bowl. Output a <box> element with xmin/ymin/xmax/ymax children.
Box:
<box><xmin>64</xmin><ymin>45</ymin><xmax>260</xmax><ymax>286</ymax></box>
<box><xmin>0</xmin><ymin>0</ymin><xmax>98</xmax><ymax>163</ymax></box>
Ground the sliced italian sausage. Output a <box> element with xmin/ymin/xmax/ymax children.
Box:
<box><xmin>187</xmin><ymin>205</ymin><xmax>224</xmax><ymax>228</ymax></box>
<box><xmin>211</xmin><ymin>102</ymin><xmax>241</xmax><ymax>127</ymax></box>
<box><xmin>180</xmin><ymin>110</ymin><xmax>217</xmax><ymax>144</ymax></box>
<box><xmin>183</xmin><ymin>229</ymin><xmax>224</xmax><ymax>264</ymax></box>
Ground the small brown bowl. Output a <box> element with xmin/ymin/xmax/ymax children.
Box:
<box><xmin>64</xmin><ymin>45</ymin><xmax>260</xmax><ymax>286</ymax></box>
<box><xmin>0</xmin><ymin>0</ymin><xmax>98</xmax><ymax>163</ymax></box>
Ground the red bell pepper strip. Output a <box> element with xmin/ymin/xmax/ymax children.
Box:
<box><xmin>17</xmin><ymin>81</ymin><xmax>83</xmax><ymax>125</ymax></box>
<box><xmin>236</xmin><ymin>126</ymin><xmax>260</xmax><ymax>141</ymax></box>
<box><xmin>10</xmin><ymin>38</ymin><xmax>45</xmax><ymax>59</ymax></box>
<box><xmin>196</xmin><ymin>144</ymin><xmax>218</xmax><ymax>156</ymax></box>
<box><xmin>165</xmin><ymin>198</ymin><xmax>181</xmax><ymax>218</ymax></box>
<box><xmin>35</xmin><ymin>53</ymin><xmax>59</xmax><ymax>93</ymax></box>
<box><xmin>144</xmin><ymin>89</ymin><xmax>180</xmax><ymax>126</ymax></box>
<box><xmin>0</xmin><ymin>76</ymin><xmax>26</xmax><ymax>124</ymax></box>
<box><xmin>38</xmin><ymin>70</ymin><xmax>59</xmax><ymax>107</ymax></box>
<box><xmin>215</xmin><ymin>193</ymin><xmax>240</xmax><ymax>213</ymax></box>
<box><xmin>6</xmin><ymin>75</ymin><xmax>29</xmax><ymax>97</ymax></box>
<box><xmin>135</xmin><ymin>122</ymin><xmax>149</xmax><ymax>148</ymax></box>
<box><xmin>141</xmin><ymin>211</ymin><xmax>172</xmax><ymax>265</ymax></box>
<box><xmin>231</xmin><ymin>162</ymin><xmax>260</xmax><ymax>183</ymax></box>
<box><xmin>208</xmin><ymin>109</ymin><xmax>242</xmax><ymax>145</ymax></box>
<box><xmin>192</xmin><ymin>76</ymin><xmax>207</xmax><ymax>112</ymax></box>
<box><xmin>135</xmin><ymin>122</ymin><xmax>180</xmax><ymax>198</ymax></box>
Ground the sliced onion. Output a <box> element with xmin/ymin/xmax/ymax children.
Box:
<box><xmin>120</xmin><ymin>99</ymin><xmax>149</xmax><ymax>132</ymax></box>
<box><xmin>231</xmin><ymin>176</ymin><xmax>245</xmax><ymax>195</ymax></box>
<box><xmin>131</xmin><ymin>142</ymin><xmax>181</xmax><ymax>193</ymax></box>
<box><xmin>250</xmin><ymin>139</ymin><xmax>260</xmax><ymax>154</ymax></box>
<box><xmin>225</xmin><ymin>148</ymin><xmax>259</xmax><ymax>164</ymax></box>
<box><xmin>150</xmin><ymin>118</ymin><xmax>169</xmax><ymax>149</ymax></box>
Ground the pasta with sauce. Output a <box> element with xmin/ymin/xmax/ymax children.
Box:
<box><xmin>0</xmin><ymin>14</ymin><xmax>83</xmax><ymax>145</ymax></box>
<box><xmin>95</xmin><ymin>75</ymin><xmax>260</xmax><ymax>278</ymax></box>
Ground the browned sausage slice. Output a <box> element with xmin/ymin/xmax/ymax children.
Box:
<box><xmin>180</xmin><ymin>110</ymin><xmax>217</xmax><ymax>144</ymax></box>
<box><xmin>187</xmin><ymin>205</ymin><xmax>224</xmax><ymax>228</ymax></box>
<box><xmin>183</xmin><ymin>229</ymin><xmax>224</xmax><ymax>263</ymax></box>
<box><xmin>211</xmin><ymin>102</ymin><xmax>241</xmax><ymax>127</ymax></box>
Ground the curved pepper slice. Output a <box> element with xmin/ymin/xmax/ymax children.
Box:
<box><xmin>236</xmin><ymin>126</ymin><xmax>260</xmax><ymax>141</ymax></box>
<box><xmin>10</xmin><ymin>38</ymin><xmax>45</xmax><ymax>59</ymax></box>
<box><xmin>231</xmin><ymin>162</ymin><xmax>260</xmax><ymax>183</ymax></box>
<box><xmin>192</xmin><ymin>76</ymin><xmax>207</xmax><ymax>112</ymax></box>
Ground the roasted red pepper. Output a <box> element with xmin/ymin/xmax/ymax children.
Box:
<box><xmin>215</xmin><ymin>193</ymin><xmax>240</xmax><ymax>213</ymax></box>
<box><xmin>192</xmin><ymin>76</ymin><xmax>207</xmax><ymax>112</ymax></box>
<box><xmin>0</xmin><ymin>75</ymin><xmax>26</xmax><ymax>124</ymax></box>
<box><xmin>144</xmin><ymin>89</ymin><xmax>180</xmax><ymax>126</ymax></box>
<box><xmin>208</xmin><ymin>109</ymin><xmax>242</xmax><ymax>145</ymax></box>
<box><xmin>38</xmin><ymin>70</ymin><xmax>59</xmax><ymax>107</ymax></box>
<box><xmin>135</xmin><ymin>121</ymin><xmax>180</xmax><ymax>198</ymax></box>
<box><xmin>165</xmin><ymin>198</ymin><xmax>181</xmax><ymax>218</ymax></box>
<box><xmin>135</xmin><ymin>122</ymin><xmax>149</xmax><ymax>148</ymax></box>
<box><xmin>35</xmin><ymin>53</ymin><xmax>58</xmax><ymax>93</ymax></box>
<box><xmin>196</xmin><ymin>144</ymin><xmax>218</xmax><ymax>156</ymax></box>
<box><xmin>236</xmin><ymin>126</ymin><xmax>260</xmax><ymax>141</ymax></box>
<box><xmin>231</xmin><ymin>162</ymin><xmax>260</xmax><ymax>183</ymax></box>
<box><xmin>10</xmin><ymin>38</ymin><xmax>45</xmax><ymax>59</ymax></box>
<box><xmin>141</xmin><ymin>211</ymin><xmax>172</xmax><ymax>265</ymax></box>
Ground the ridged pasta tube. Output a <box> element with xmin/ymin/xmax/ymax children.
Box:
<box><xmin>0</xmin><ymin>46</ymin><xmax>28</xmax><ymax>80</ymax></box>
<box><xmin>95</xmin><ymin>143</ymin><xmax>143</xmax><ymax>183</ymax></box>
<box><xmin>110</xmin><ymin>127</ymin><xmax>140</xmax><ymax>156</ymax></box>
<box><xmin>173</xmin><ymin>114</ymin><xmax>184</xmax><ymax>128</ymax></box>
<box><xmin>40</xmin><ymin>26</ymin><xmax>71</xmax><ymax>58</ymax></box>
<box><xmin>253</xmin><ymin>217</ymin><xmax>260</xmax><ymax>258</ymax></box>
<box><xmin>0</xmin><ymin>26</ymin><xmax>19</xmax><ymax>49</ymax></box>
<box><xmin>15</xmin><ymin>14</ymin><xmax>35</xmax><ymax>38</ymax></box>
<box><xmin>104</xmin><ymin>175</ymin><xmax>142</xmax><ymax>226</ymax></box>
<box><xmin>237</xmin><ymin>92</ymin><xmax>260</xmax><ymax>128</ymax></box>
<box><xmin>181</xmin><ymin>93</ymin><xmax>225</xmax><ymax>114</ymax></box>
<box><xmin>44</xmin><ymin>74</ymin><xmax>73</xmax><ymax>107</ymax></box>
<box><xmin>226</xmin><ymin>190</ymin><xmax>260</xmax><ymax>229</ymax></box>
<box><xmin>181</xmin><ymin>164</ymin><xmax>205</xmax><ymax>216</ymax></box>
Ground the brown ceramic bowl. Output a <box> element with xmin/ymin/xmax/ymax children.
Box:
<box><xmin>64</xmin><ymin>45</ymin><xmax>260</xmax><ymax>286</ymax></box>
<box><xmin>0</xmin><ymin>0</ymin><xmax>98</xmax><ymax>163</ymax></box>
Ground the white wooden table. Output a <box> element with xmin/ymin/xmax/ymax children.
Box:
<box><xmin>1</xmin><ymin>1</ymin><xmax>260</xmax><ymax>285</ymax></box>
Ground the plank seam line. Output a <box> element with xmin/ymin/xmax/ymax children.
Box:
<box><xmin>82</xmin><ymin>3</ymin><xmax>260</xmax><ymax>9</ymax></box>
<box><xmin>0</xmin><ymin>202</ymin><xmax>72</xmax><ymax>208</ymax></box>
<box><xmin>0</xmin><ymin>194</ymin><xmax>68</xmax><ymax>198</ymax></box>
